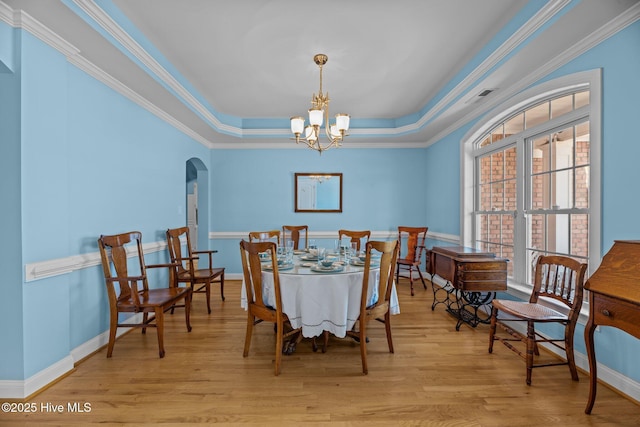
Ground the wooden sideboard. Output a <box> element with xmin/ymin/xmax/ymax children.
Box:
<box><xmin>427</xmin><ymin>246</ymin><xmax>508</xmax><ymax>330</ymax></box>
<box><xmin>584</xmin><ymin>240</ymin><xmax>640</xmax><ymax>414</ymax></box>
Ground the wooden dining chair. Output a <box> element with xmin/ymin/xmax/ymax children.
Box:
<box><xmin>240</xmin><ymin>239</ymin><xmax>301</xmax><ymax>375</ymax></box>
<box><xmin>338</xmin><ymin>229</ymin><xmax>371</xmax><ymax>252</ymax></box>
<box><xmin>488</xmin><ymin>255</ymin><xmax>588</xmax><ymax>385</ymax></box>
<box><xmin>282</xmin><ymin>225</ymin><xmax>308</xmax><ymax>250</ymax></box>
<box><xmin>98</xmin><ymin>231</ymin><xmax>192</xmax><ymax>358</ymax></box>
<box><xmin>248</xmin><ymin>230</ymin><xmax>281</xmax><ymax>245</ymax></box>
<box><xmin>166</xmin><ymin>227</ymin><xmax>225</xmax><ymax>314</ymax></box>
<box><xmin>346</xmin><ymin>239</ymin><xmax>399</xmax><ymax>374</ymax></box>
<box><xmin>396</xmin><ymin>226</ymin><xmax>429</xmax><ymax>296</ymax></box>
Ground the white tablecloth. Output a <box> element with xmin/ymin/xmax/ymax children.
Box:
<box><xmin>241</xmin><ymin>262</ymin><xmax>400</xmax><ymax>338</ymax></box>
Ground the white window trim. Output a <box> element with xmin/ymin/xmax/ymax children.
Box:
<box><xmin>460</xmin><ymin>69</ymin><xmax>602</xmax><ymax>311</ymax></box>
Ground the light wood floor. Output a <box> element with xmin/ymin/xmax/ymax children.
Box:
<box><xmin>3</xmin><ymin>279</ymin><xmax>639</xmax><ymax>426</ymax></box>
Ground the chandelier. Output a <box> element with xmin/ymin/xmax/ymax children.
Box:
<box><xmin>290</xmin><ymin>54</ymin><xmax>350</xmax><ymax>154</ymax></box>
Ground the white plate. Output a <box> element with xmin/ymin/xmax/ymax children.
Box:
<box><xmin>263</xmin><ymin>263</ymin><xmax>294</xmax><ymax>271</ymax></box>
<box><xmin>350</xmin><ymin>259</ymin><xmax>380</xmax><ymax>268</ymax></box>
<box><xmin>310</xmin><ymin>265</ymin><xmax>344</xmax><ymax>273</ymax></box>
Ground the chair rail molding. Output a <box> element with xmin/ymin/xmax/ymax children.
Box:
<box><xmin>24</xmin><ymin>240</ymin><xmax>171</xmax><ymax>282</ymax></box>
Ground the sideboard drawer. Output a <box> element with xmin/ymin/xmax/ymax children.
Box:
<box><xmin>591</xmin><ymin>293</ymin><xmax>640</xmax><ymax>337</ymax></box>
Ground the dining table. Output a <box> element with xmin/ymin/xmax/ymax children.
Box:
<box><xmin>240</xmin><ymin>250</ymin><xmax>401</xmax><ymax>345</ymax></box>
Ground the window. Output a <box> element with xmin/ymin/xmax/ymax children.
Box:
<box><xmin>462</xmin><ymin>71</ymin><xmax>601</xmax><ymax>292</ymax></box>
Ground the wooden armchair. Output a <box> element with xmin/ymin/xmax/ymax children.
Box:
<box><xmin>488</xmin><ymin>255</ymin><xmax>588</xmax><ymax>385</ymax></box>
<box><xmin>282</xmin><ymin>225</ymin><xmax>308</xmax><ymax>250</ymax></box>
<box><xmin>248</xmin><ymin>230</ymin><xmax>281</xmax><ymax>245</ymax></box>
<box><xmin>166</xmin><ymin>227</ymin><xmax>225</xmax><ymax>314</ymax></box>
<box><xmin>240</xmin><ymin>239</ymin><xmax>301</xmax><ymax>375</ymax></box>
<box><xmin>396</xmin><ymin>226</ymin><xmax>429</xmax><ymax>296</ymax></box>
<box><xmin>338</xmin><ymin>229</ymin><xmax>371</xmax><ymax>252</ymax></box>
<box><xmin>346</xmin><ymin>240</ymin><xmax>399</xmax><ymax>374</ymax></box>
<box><xmin>98</xmin><ymin>231</ymin><xmax>192</xmax><ymax>358</ymax></box>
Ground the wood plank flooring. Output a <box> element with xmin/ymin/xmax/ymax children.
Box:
<box><xmin>2</xmin><ymin>279</ymin><xmax>639</xmax><ymax>426</ymax></box>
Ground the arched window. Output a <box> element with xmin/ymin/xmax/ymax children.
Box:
<box><xmin>461</xmin><ymin>70</ymin><xmax>601</xmax><ymax>293</ymax></box>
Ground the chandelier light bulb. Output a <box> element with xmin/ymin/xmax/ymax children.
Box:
<box><xmin>290</xmin><ymin>116</ymin><xmax>304</xmax><ymax>135</ymax></box>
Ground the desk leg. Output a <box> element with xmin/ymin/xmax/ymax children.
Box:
<box><xmin>584</xmin><ymin>316</ymin><xmax>598</xmax><ymax>414</ymax></box>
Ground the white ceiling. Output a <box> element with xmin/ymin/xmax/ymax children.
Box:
<box><xmin>4</xmin><ymin>0</ymin><xmax>639</xmax><ymax>147</ymax></box>
<box><xmin>111</xmin><ymin>0</ymin><xmax>527</xmax><ymax>119</ymax></box>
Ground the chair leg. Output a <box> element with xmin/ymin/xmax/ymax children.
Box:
<box><xmin>384</xmin><ymin>313</ymin><xmax>394</xmax><ymax>353</ymax></box>
<box><xmin>526</xmin><ymin>321</ymin><xmax>535</xmax><ymax>385</ymax></box>
<box><xmin>107</xmin><ymin>311</ymin><xmax>118</xmax><ymax>358</ymax></box>
<box><xmin>409</xmin><ymin>267</ymin><xmax>415</xmax><ymax>296</ymax></box>
<box><xmin>142</xmin><ymin>312</ymin><xmax>149</xmax><ymax>334</ymax></box>
<box><xmin>205</xmin><ymin>281</ymin><xmax>212</xmax><ymax>314</ymax></box>
<box><xmin>565</xmin><ymin>322</ymin><xmax>579</xmax><ymax>381</ymax></box>
<box><xmin>243</xmin><ymin>314</ymin><xmax>254</xmax><ymax>357</ymax></box>
<box><xmin>416</xmin><ymin>267</ymin><xmax>427</xmax><ymax>290</ymax></box>
<box><xmin>360</xmin><ymin>319</ymin><xmax>368</xmax><ymax>375</ymax></box>
<box><xmin>220</xmin><ymin>273</ymin><xmax>225</xmax><ymax>301</ymax></box>
<box><xmin>488</xmin><ymin>307</ymin><xmax>497</xmax><ymax>354</ymax></box>
<box><xmin>184</xmin><ymin>292</ymin><xmax>192</xmax><ymax>332</ymax></box>
<box><xmin>274</xmin><ymin>319</ymin><xmax>283</xmax><ymax>376</ymax></box>
<box><xmin>155</xmin><ymin>307</ymin><xmax>165</xmax><ymax>358</ymax></box>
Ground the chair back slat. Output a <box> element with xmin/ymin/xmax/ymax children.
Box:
<box><xmin>283</xmin><ymin>225</ymin><xmax>308</xmax><ymax>250</ymax></box>
<box><xmin>248</xmin><ymin>230</ymin><xmax>281</xmax><ymax>245</ymax></box>
<box><xmin>397</xmin><ymin>226</ymin><xmax>428</xmax><ymax>262</ymax></box>
<box><xmin>531</xmin><ymin>255</ymin><xmax>587</xmax><ymax>314</ymax></box>
<box><xmin>166</xmin><ymin>227</ymin><xmax>191</xmax><ymax>275</ymax></box>
<box><xmin>362</xmin><ymin>240</ymin><xmax>399</xmax><ymax>312</ymax></box>
<box><xmin>240</xmin><ymin>240</ymin><xmax>281</xmax><ymax>312</ymax></box>
<box><xmin>338</xmin><ymin>229</ymin><xmax>371</xmax><ymax>252</ymax></box>
<box><xmin>98</xmin><ymin>231</ymin><xmax>147</xmax><ymax>308</ymax></box>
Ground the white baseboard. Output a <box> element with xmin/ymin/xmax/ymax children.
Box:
<box><xmin>0</xmin><ymin>314</ymin><xmax>142</xmax><ymax>399</ymax></box>
<box><xmin>431</xmin><ymin>270</ymin><xmax>640</xmax><ymax>405</ymax></box>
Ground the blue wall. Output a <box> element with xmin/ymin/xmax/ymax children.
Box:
<box><xmin>209</xmin><ymin>148</ymin><xmax>428</xmax><ymax>272</ymax></box>
<box><xmin>9</xmin><ymin>28</ymin><xmax>213</xmax><ymax>379</ymax></box>
<box><xmin>2</xmin><ymin>9</ymin><xmax>639</xmax><ymax>398</ymax></box>
<box><xmin>0</xmin><ymin>25</ymin><xmax>24</xmax><ymax>381</ymax></box>
<box><xmin>423</xmin><ymin>20</ymin><xmax>640</xmax><ymax>383</ymax></box>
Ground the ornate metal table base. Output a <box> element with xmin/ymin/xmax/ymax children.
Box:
<box><xmin>431</xmin><ymin>279</ymin><xmax>496</xmax><ymax>330</ymax></box>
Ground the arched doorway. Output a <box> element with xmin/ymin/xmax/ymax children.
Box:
<box><xmin>186</xmin><ymin>158</ymin><xmax>209</xmax><ymax>253</ymax></box>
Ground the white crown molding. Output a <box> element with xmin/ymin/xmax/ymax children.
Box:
<box><xmin>210</xmin><ymin>139</ymin><xmax>428</xmax><ymax>150</ymax></box>
<box><xmin>0</xmin><ymin>4</ymin><xmax>80</xmax><ymax>56</ymax></box>
<box><xmin>9</xmin><ymin>0</ymin><xmax>623</xmax><ymax>152</ymax></box>
<box><xmin>407</xmin><ymin>0</ymin><xmax>572</xmax><ymax>135</ymax></box>
<box><xmin>0</xmin><ymin>0</ymin><xmax>215</xmax><ymax>148</ymax></box>
<box><xmin>66</xmin><ymin>54</ymin><xmax>213</xmax><ymax>148</ymax></box>
<box><xmin>424</xmin><ymin>1</ymin><xmax>640</xmax><ymax>149</ymax></box>
<box><xmin>72</xmin><ymin>0</ymin><xmax>230</xmax><ymax>134</ymax></box>
<box><xmin>24</xmin><ymin>240</ymin><xmax>168</xmax><ymax>282</ymax></box>
<box><xmin>67</xmin><ymin>0</ymin><xmax>571</xmax><ymax>142</ymax></box>
<box><xmin>0</xmin><ymin>1</ymin><xmax>13</xmax><ymax>26</ymax></box>
<box><xmin>7</xmin><ymin>0</ymin><xmax>635</xmax><ymax>152</ymax></box>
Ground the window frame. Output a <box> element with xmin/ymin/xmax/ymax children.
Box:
<box><xmin>461</xmin><ymin>70</ymin><xmax>601</xmax><ymax>304</ymax></box>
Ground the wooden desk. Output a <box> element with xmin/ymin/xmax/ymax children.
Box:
<box><xmin>427</xmin><ymin>246</ymin><xmax>507</xmax><ymax>330</ymax></box>
<box><xmin>584</xmin><ymin>240</ymin><xmax>640</xmax><ymax>414</ymax></box>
